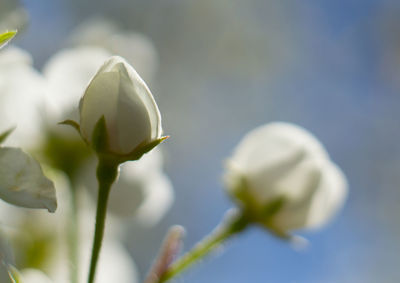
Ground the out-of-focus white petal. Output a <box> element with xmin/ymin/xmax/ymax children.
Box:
<box><xmin>79</xmin><ymin>240</ymin><xmax>138</xmax><ymax>283</ymax></box>
<box><xmin>19</xmin><ymin>269</ymin><xmax>53</xmax><ymax>283</ymax></box>
<box><xmin>81</xmin><ymin>149</ymin><xmax>173</xmax><ymax>224</ymax></box>
<box><xmin>305</xmin><ymin>162</ymin><xmax>348</xmax><ymax>229</ymax></box>
<box><xmin>0</xmin><ymin>47</ymin><xmax>47</xmax><ymax>147</ymax></box>
<box><xmin>0</xmin><ymin>147</ymin><xmax>56</xmax><ymax>212</ymax></box>
<box><xmin>230</xmin><ymin>122</ymin><xmax>328</xmax><ymax>173</ymax></box>
<box><xmin>69</xmin><ymin>18</ymin><xmax>158</xmax><ymax>81</ymax></box>
<box><xmin>43</xmin><ymin>46</ymin><xmax>111</xmax><ymax>121</ymax></box>
<box><xmin>134</xmin><ymin>172</ymin><xmax>174</xmax><ymax>226</ymax></box>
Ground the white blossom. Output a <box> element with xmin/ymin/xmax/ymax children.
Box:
<box><xmin>79</xmin><ymin>56</ymin><xmax>162</xmax><ymax>155</ymax></box>
<box><xmin>224</xmin><ymin>122</ymin><xmax>347</xmax><ymax>232</ymax></box>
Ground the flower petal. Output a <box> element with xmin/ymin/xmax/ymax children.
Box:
<box><xmin>0</xmin><ymin>147</ymin><xmax>56</xmax><ymax>212</ymax></box>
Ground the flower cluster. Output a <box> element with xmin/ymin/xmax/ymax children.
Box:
<box><xmin>0</xmin><ymin>12</ymin><xmax>348</xmax><ymax>283</ymax></box>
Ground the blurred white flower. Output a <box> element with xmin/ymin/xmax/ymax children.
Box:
<box><xmin>81</xmin><ymin>148</ymin><xmax>173</xmax><ymax>227</ymax></box>
<box><xmin>43</xmin><ymin>46</ymin><xmax>111</xmax><ymax>121</ymax></box>
<box><xmin>0</xmin><ymin>47</ymin><xmax>47</xmax><ymax>147</ymax></box>
<box><xmin>69</xmin><ymin>18</ymin><xmax>158</xmax><ymax>81</ymax></box>
<box><xmin>224</xmin><ymin>122</ymin><xmax>347</xmax><ymax>232</ymax></box>
<box><xmin>52</xmin><ymin>236</ymin><xmax>138</xmax><ymax>283</ymax></box>
<box><xmin>79</xmin><ymin>56</ymin><xmax>162</xmax><ymax>155</ymax></box>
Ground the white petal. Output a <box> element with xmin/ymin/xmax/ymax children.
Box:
<box><xmin>134</xmin><ymin>172</ymin><xmax>174</xmax><ymax>226</ymax></box>
<box><xmin>0</xmin><ymin>47</ymin><xmax>46</xmax><ymax>147</ymax></box>
<box><xmin>100</xmin><ymin>56</ymin><xmax>162</xmax><ymax>141</ymax></box>
<box><xmin>81</xmin><ymin>148</ymin><xmax>172</xmax><ymax>222</ymax></box>
<box><xmin>79</xmin><ymin>70</ymin><xmax>120</xmax><ymax>144</ymax></box>
<box><xmin>20</xmin><ymin>269</ymin><xmax>53</xmax><ymax>283</ymax></box>
<box><xmin>230</xmin><ymin>122</ymin><xmax>329</xmax><ymax>173</ymax></box>
<box><xmin>43</xmin><ymin>46</ymin><xmax>111</xmax><ymax>120</ymax></box>
<box><xmin>69</xmin><ymin>18</ymin><xmax>158</xmax><ymax>81</ymax></box>
<box><xmin>0</xmin><ymin>147</ymin><xmax>56</xmax><ymax>212</ymax></box>
<box><xmin>78</xmin><ymin>240</ymin><xmax>138</xmax><ymax>283</ymax></box>
<box><xmin>305</xmin><ymin>161</ymin><xmax>348</xmax><ymax>229</ymax></box>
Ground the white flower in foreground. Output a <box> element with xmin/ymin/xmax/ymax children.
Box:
<box><xmin>0</xmin><ymin>147</ymin><xmax>56</xmax><ymax>212</ymax></box>
<box><xmin>79</xmin><ymin>56</ymin><xmax>162</xmax><ymax>155</ymax></box>
<box><xmin>224</xmin><ymin>122</ymin><xmax>347</xmax><ymax>233</ymax></box>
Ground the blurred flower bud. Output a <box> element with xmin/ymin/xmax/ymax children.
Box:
<box><xmin>78</xmin><ymin>56</ymin><xmax>163</xmax><ymax>158</ymax></box>
<box><xmin>224</xmin><ymin>122</ymin><xmax>347</xmax><ymax>234</ymax></box>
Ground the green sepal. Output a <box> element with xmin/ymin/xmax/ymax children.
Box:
<box><xmin>0</xmin><ymin>30</ymin><xmax>17</xmax><ymax>49</ymax></box>
<box><xmin>96</xmin><ymin>137</ymin><xmax>169</xmax><ymax>164</ymax></box>
<box><xmin>0</xmin><ymin>127</ymin><xmax>15</xmax><ymax>144</ymax></box>
<box><xmin>58</xmin><ymin>119</ymin><xmax>80</xmax><ymax>134</ymax></box>
<box><xmin>91</xmin><ymin>116</ymin><xmax>109</xmax><ymax>153</ymax></box>
<box><xmin>258</xmin><ymin>198</ymin><xmax>292</xmax><ymax>240</ymax></box>
<box><xmin>123</xmin><ymin>136</ymin><xmax>169</xmax><ymax>161</ymax></box>
<box><xmin>262</xmin><ymin>197</ymin><xmax>285</xmax><ymax>217</ymax></box>
<box><xmin>97</xmin><ymin>136</ymin><xmax>169</xmax><ymax>165</ymax></box>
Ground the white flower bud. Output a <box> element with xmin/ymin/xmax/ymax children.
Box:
<box><xmin>79</xmin><ymin>56</ymin><xmax>162</xmax><ymax>155</ymax></box>
<box><xmin>224</xmin><ymin>122</ymin><xmax>347</xmax><ymax>232</ymax></box>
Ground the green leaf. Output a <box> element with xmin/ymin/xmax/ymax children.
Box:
<box><xmin>0</xmin><ymin>127</ymin><xmax>15</xmax><ymax>144</ymax></box>
<box><xmin>92</xmin><ymin>116</ymin><xmax>109</xmax><ymax>153</ymax></box>
<box><xmin>0</xmin><ymin>30</ymin><xmax>17</xmax><ymax>49</ymax></box>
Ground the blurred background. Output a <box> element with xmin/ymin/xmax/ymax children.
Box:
<box><xmin>4</xmin><ymin>0</ymin><xmax>400</xmax><ymax>282</ymax></box>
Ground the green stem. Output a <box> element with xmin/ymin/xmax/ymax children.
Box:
<box><xmin>87</xmin><ymin>159</ymin><xmax>119</xmax><ymax>283</ymax></box>
<box><xmin>158</xmin><ymin>210</ymin><xmax>249</xmax><ymax>283</ymax></box>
